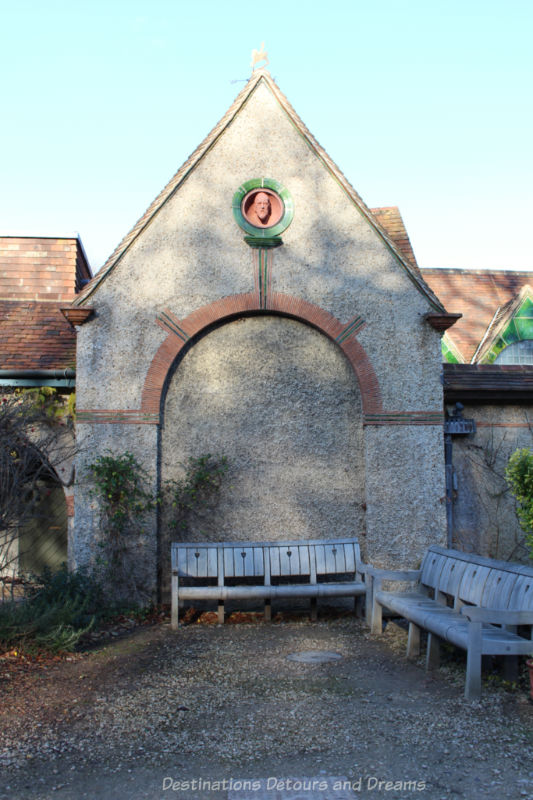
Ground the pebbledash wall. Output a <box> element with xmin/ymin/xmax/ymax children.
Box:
<box><xmin>71</xmin><ymin>71</ymin><xmax>450</xmax><ymax>599</ymax></box>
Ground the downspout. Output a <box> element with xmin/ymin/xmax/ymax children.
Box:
<box><xmin>444</xmin><ymin>403</ymin><xmax>476</xmax><ymax>548</ymax></box>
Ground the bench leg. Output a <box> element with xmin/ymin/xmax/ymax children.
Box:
<box><xmin>371</xmin><ymin>598</ymin><xmax>383</xmax><ymax>635</ymax></box>
<box><xmin>217</xmin><ymin>601</ymin><xmax>225</xmax><ymax>624</ymax></box>
<box><xmin>503</xmin><ymin>625</ymin><xmax>518</xmax><ymax>682</ymax></box>
<box><xmin>503</xmin><ymin>655</ymin><xmax>519</xmax><ymax>682</ymax></box>
<box><xmin>354</xmin><ymin>595</ymin><xmax>364</xmax><ymax>619</ymax></box>
<box><xmin>426</xmin><ymin>633</ymin><xmax>440</xmax><ymax>670</ymax></box>
<box><xmin>171</xmin><ymin>603</ymin><xmax>179</xmax><ymax>630</ymax></box>
<box><xmin>465</xmin><ymin>622</ymin><xmax>482</xmax><ymax>699</ymax></box>
<box><xmin>407</xmin><ymin>622</ymin><xmax>420</xmax><ymax>659</ymax></box>
<box><xmin>365</xmin><ymin>590</ymin><xmax>372</xmax><ymax>627</ymax></box>
<box><xmin>171</xmin><ymin>574</ymin><xmax>179</xmax><ymax>630</ymax></box>
<box><xmin>264</xmin><ymin>599</ymin><xmax>271</xmax><ymax>622</ymax></box>
<box><xmin>310</xmin><ymin>598</ymin><xmax>318</xmax><ymax>622</ymax></box>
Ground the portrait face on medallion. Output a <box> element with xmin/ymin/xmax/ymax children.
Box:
<box><xmin>241</xmin><ymin>188</ymin><xmax>284</xmax><ymax>229</ymax></box>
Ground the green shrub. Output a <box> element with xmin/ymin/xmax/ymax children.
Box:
<box><xmin>505</xmin><ymin>448</ymin><xmax>533</xmax><ymax>558</ymax></box>
<box><xmin>0</xmin><ymin>565</ymin><xmax>102</xmax><ymax>653</ymax></box>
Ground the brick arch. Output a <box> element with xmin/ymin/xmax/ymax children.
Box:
<box><xmin>141</xmin><ymin>291</ymin><xmax>383</xmax><ymax>416</ymax></box>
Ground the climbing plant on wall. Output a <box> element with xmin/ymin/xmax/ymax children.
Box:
<box><xmin>87</xmin><ymin>451</ymin><xmax>155</xmax><ymax>601</ymax></box>
<box><xmin>165</xmin><ymin>454</ymin><xmax>228</xmax><ymax>539</ymax></box>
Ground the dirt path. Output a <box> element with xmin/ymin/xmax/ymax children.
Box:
<box><xmin>1</xmin><ymin>615</ymin><xmax>533</xmax><ymax>799</ymax></box>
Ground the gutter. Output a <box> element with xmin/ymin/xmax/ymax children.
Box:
<box><xmin>0</xmin><ymin>369</ymin><xmax>75</xmax><ymax>388</ymax></box>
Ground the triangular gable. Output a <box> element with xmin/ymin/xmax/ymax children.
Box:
<box><xmin>474</xmin><ymin>285</ymin><xmax>533</xmax><ymax>363</ymax></box>
<box><xmin>73</xmin><ymin>70</ymin><xmax>444</xmax><ymax>312</ymax></box>
<box><xmin>441</xmin><ymin>332</ymin><xmax>464</xmax><ymax>364</ymax></box>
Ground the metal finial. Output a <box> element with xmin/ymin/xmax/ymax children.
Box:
<box><xmin>250</xmin><ymin>42</ymin><xmax>269</xmax><ymax>71</ymax></box>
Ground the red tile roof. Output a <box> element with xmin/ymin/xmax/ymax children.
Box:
<box><xmin>421</xmin><ymin>269</ymin><xmax>533</xmax><ymax>362</ymax></box>
<box><xmin>0</xmin><ymin>236</ymin><xmax>89</xmax><ymax>373</ymax></box>
<box><xmin>370</xmin><ymin>207</ymin><xmax>419</xmax><ymax>271</ymax></box>
<box><xmin>0</xmin><ymin>301</ymin><xmax>76</xmax><ymax>371</ymax></box>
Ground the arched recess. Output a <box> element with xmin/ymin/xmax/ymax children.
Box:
<box><xmin>149</xmin><ymin>292</ymin><xmax>380</xmax><ymax>599</ymax></box>
<box><xmin>141</xmin><ymin>291</ymin><xmax>383</xmax><ymax>416</ymax></box>
<box><xmin>158</xmin><ymin>314</ymin><xmax>368</xmax><ymax>598</ymax></box>
<box><xmin>18</xmin><ymin>467</ymin><xmax>68</xmax><ymax>576</ymax></box>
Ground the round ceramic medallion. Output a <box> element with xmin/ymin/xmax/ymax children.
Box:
<box><xmin>232</xmin><ymin>178</ymin><xmax>294</xmax><ymax>237</ymax></box>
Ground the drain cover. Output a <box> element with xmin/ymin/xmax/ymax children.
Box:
<box><xmin>286</xmin><ymin>650</ymin><xmax>342</xmax><ymax>663</ymax></box>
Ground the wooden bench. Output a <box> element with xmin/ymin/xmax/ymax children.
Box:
<box><xmin>369</xmin><ymin>545</ymin><xmax>533</xmax><ymax>698</ymax></box>
<box><xmin>171</xmin><ymin>537</ymin><xmax>368</xmax><ymax>628</ymax></box>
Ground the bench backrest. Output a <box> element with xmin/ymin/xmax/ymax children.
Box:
<box><xmin>420</xmin><ymin>546</ymin><xmax>533</xmax><ymax>610</ymax></box>
<box><xmin>171</xmin><ymin>538</ymin><xmax>361</xmax><ymax>584</ymax></box>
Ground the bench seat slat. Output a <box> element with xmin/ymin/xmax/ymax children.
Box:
<box><xmin>509</xmin><ymin>575</ymin><xmax>533</xmax><ymax>610</ymax></box>
<box><xmin>344</xmin><ymin>543</ymin><xmax>356</xmax><ymax>573</ymax></box>
<box><xmin>315</xmin><ymin>545</ymin><xmax>326</xmax><ymax>575</ymax></box>
<box><xmin>207</xmin><ymin>547</ymin><xmax>218</xmax><ymax>578</ymax></box>
<box><xmin>298</xmin><ymin>545</ymin><xmax>310</xmax><ymax>575</ymax></box>
<box><xmin>481</xmin><ymin>570</ymin><xmax>517</xmax><ymax>609</ymax></box>
<box><xmin>279</xmin><ymin>546</ymin><xmax>293</xmax><ymax>576</ymax></box>
<box><xmin>437</xmin><ymin>557</ymin><xmax>469</xmax><ymax>597</ymax></box>
<box><xmin>459</xmin><ymin>564</ymin><xmax>491</xmax><ymax>606</ymax></box>
<box><xmin>253</xmin><ymin>547</ymin><xmax>265</xmax><ymax>577</ymax></box>
<box><xmin>269</xmin><ymin>546</ymin><xmax>281</xmax><ymax>576</ymax></box>
<box><xmin>421</xmin><ymin>552</ymin><xmax>446</xmax><ymax>589</ymax></box>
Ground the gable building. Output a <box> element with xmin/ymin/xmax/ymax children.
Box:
<box><xmin>2</xmin><ymin>72</ymin><xmax>531</xmax><ymax>594</ymax></box>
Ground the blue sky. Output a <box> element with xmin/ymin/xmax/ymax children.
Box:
<box><xmin>1</xmin><ymin>0</ymin><xmax>531</xmax><ymax>272</ymax></box>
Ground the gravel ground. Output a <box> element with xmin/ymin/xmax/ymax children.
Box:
<box><xmin>1</xmin><ymin>612</ymin><xmax>533</xmax><ymax>799</ymax></box>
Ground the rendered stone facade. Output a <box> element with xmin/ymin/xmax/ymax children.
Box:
<box><xmin>449</xmin><ymin>403</ymin><xmax>533</xmax><ymax>561</ymax></box>
<box><xmin>72</xmin><ymin>70</ymin><xmax>447</xmax><ymax>599</ymax></box>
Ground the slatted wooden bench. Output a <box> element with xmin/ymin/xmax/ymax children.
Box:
<box><xmin>171</xmin><ymin>537</ymin><xmax>368</xmax><ymax>628</ymax></box>
<box><xmin>369</xmin><ymin>545</ymin><xmax>533</xmax><ymax>699</ymax></box>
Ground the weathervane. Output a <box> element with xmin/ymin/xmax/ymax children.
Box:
<box><xmin>251</xmin><ymin>43</ymin><xmax>269</xmax><ymax>71</ymax></box>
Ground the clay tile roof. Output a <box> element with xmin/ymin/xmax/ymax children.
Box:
<box><xmin>420</xmin><ymin>269</ymin><xmax>533</xmax><ymax>362</ymax></box>
<box><xmin>0</xmin><ymin>301</ymin><xmax>76</xmax><ymax>370</ymax></box>
<box><xmin>73</xmin><ymin>70</ymin><xmax>444</xmax><ymax>313</ymax></box>
<box><xmin>370</xmin><ymin>207</ymin><xmax>419</xmax><ymax>272</ymax></box>
<box><xmin>443</xmin><ymin>363</ymin><xmax>533</xmax><ymax>400</ymax></box>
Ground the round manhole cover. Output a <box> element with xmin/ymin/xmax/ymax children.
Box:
<box><xmin>286</xmin><ymin>650</ymin><xmax>342</xmax><ymax>664</ymax></box>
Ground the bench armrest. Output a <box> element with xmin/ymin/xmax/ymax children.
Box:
<box><xmin>460</xmin><ymin>606</ymin><xmax>533</xmax><ymax>626</ymax></box>
<box><xmin>366</xmin><ymin>566</ymin><xmax>421</xmax><ymax>582</ymax></box>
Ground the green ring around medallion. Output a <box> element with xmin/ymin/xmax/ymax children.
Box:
<box><xmin>232</xmin><ymin>178</ymin><xmax>294</xmax><ymax>237</ymax></box>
